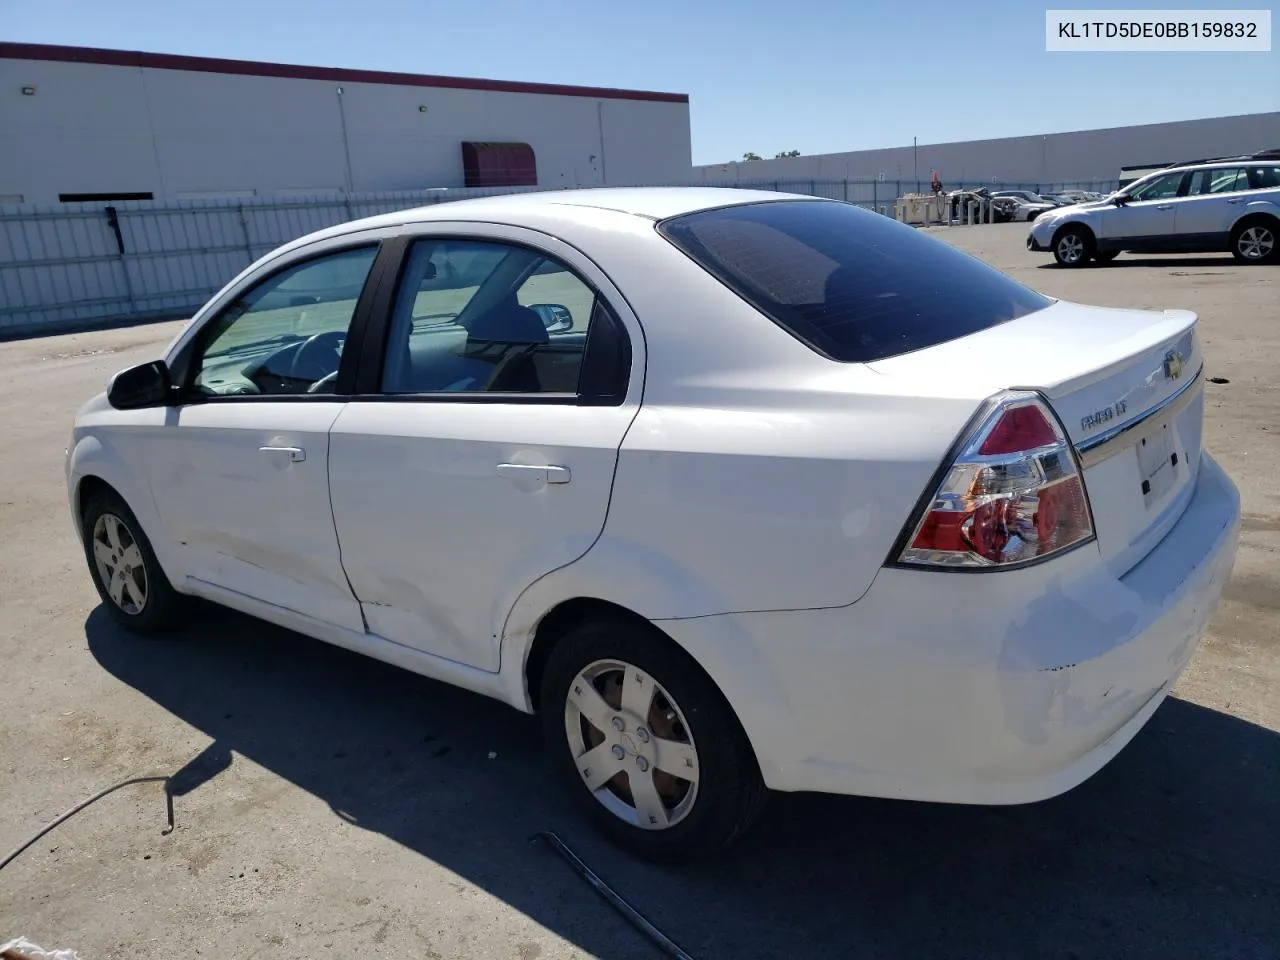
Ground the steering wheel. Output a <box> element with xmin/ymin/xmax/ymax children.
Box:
<box><xmin>307</xmin><ymin>370</ymin><xmax>340</xmax><ymax>394</ymax></box>
<box><xmin>287</xmin><ymin>330</ymin><xmax>345</xmax><ymax>386</ymax></box>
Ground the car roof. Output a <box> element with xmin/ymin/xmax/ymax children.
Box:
<box><xmin>280</xmin><ymin>186</ymin><xmax>824</xmax><ymax>253</ymax></box>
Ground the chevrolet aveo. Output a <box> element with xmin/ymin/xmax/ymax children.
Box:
<box><xmin>67</xmin><ymin>188</ymin><xmax>1241</xmax><ymax>863</ymax></box>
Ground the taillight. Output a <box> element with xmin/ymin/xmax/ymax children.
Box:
<box><xmin>897</xmin><ymin>391</ymin><xmax>1094</xmax><ymax>569</ymax></box>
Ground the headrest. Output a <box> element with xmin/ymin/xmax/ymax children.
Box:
<box><xmin>466</xmin><ymin>302</ymin><xmax>549</xmax><ymax>345</ymax></box>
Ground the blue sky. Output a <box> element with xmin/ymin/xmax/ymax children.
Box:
<box><xmin>7</xmin><ymin>0</ymin><xmax>1278</xmax><ymax>163</ymax></box>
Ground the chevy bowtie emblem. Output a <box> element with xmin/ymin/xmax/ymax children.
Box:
<box><xmin>1163</xmin><ymin>350</ymin><xmax>1184</xmax><ymax>381</ymax></box>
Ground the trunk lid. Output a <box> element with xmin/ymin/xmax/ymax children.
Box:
<box><xmin>868</xmin><ymin>300</ymin><xmax>1204</xmax><ymax>576</ymax></box>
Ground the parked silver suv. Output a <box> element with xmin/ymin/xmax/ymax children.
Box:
<box><xmin>1028</xmin><ymin>152</ymin><xmax>1280</xmax><ymax>266</ymax></box>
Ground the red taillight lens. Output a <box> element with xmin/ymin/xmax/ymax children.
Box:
<box><xmin>898</xmin><ymin>394</ymin><xmax>1094</xmax><ymax>569</ymax></box>
<box><xmin>977</xmin><ymin>404</ymin><xmax>1057</xmax><ymax>455</ymax></box>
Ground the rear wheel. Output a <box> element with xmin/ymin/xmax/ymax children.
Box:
<box><xmin>1231</xmin><ymin>218</ymin><xmax>1277</xmax><ymax>264</ymax></box>
<box><xmin>81</xmin><ymin>489</ymin><xmax>183</xmax><ymax>634</ymax></box>
<box><xmin>540</xmin><ymin>616</ymin><xmax>767</xmax><ymax>864</ymax></box>
<box><xmin>1052</xmin><ymin>226</ymin><xmax>1094</xmax><ymax>267</ymax></box>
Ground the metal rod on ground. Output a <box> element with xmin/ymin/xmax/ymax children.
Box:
<box><xmin>530</xmin><ymin>832</ymin><xmax>697</xmax><ymax>960</ymax></box>
<box><xmin>0</xmin><ymin>775</ymin><xmax>173</xmax><ymax>874</ymax></box>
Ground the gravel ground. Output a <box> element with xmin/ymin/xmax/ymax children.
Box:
<box><xmin>0</xmin><ymin>223</ymin><xmax>1276</xmax><ymax>959</ymax></box>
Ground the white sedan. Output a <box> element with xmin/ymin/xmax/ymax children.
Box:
<box><xmin>67</xmin><ymin>188</ymin><xmax>1241</xmax><ymax>863</ymax></box>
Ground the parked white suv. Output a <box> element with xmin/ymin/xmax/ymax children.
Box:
<box><xmin>1028</xmin><ymin>154</ymin><xmax>1280</xmax><ymax>266</ymax></box>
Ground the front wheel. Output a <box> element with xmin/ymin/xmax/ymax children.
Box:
<box><xmin>1053</xmin><ymin>226</ymin><xmax>1094</xmax><ymax>267</ymax></box>
<box><xmin>81</xmin><ymin>489</ymin><xmax>183</xmax><ymax>634</ymax></box>
<box><xmin>1231</xmin><ymin>220</ymin><xmax>1277</xmax><ymax>264</ymax></box>
<box><xmin>540</xmin><ymin>616</ymin><xmax>767</xmax><ymax>864</ymax></box>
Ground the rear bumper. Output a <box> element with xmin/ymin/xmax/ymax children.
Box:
<box><xmin>665</xmin><ymin>452</ymin><xmax>1241</xmax><ymax>803</ymax></box>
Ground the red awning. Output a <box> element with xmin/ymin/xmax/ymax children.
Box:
<box><xmin>461</xmin><ymin>142</ymin><xmax>538</xmax><ymax>187</ymax></box>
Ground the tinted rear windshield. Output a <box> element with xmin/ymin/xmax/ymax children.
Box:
<box><xmin>657</xmin><ymin>199</ymin><xmax>1053</xmax><ymax>363</ymax></box>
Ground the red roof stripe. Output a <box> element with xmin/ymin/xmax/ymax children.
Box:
<box><xmin>0</xmin><ymin>42</ymin><xmax>689</xmax><ymax>104</ymax></box>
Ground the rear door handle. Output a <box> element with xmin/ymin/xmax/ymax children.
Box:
<box><xmin>259</xmin><ymin>445</ymin><xmax>306</xmax><ymax>463</ymax></box>
<box><xmin>1226</xmin><ymin>198</ymin><xmax>1245</xmax><ymax>204</ymax></box>
<box><xmin>1155</xmin><ymin>204</ymin><xmax>1174</xmax><ymax>210</ymax></box>
<box><xmin>496</xmin><ymin>463</ymin><xmax>571</xmax><ymax>484</ymax></box>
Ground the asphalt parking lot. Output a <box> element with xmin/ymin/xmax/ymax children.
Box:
<box><xmin>1</xmin><ymin>222</ymin><xmax>1277</xmax><ymax>959</ymax></box>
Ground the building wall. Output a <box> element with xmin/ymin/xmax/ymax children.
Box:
<box><xmin>0</xmin><ymin>55</ymin><xmax>692</xmax><ymax>204</ymax></box>
<box><xmin>695</xmin><ymin>112</ymin><xmax>1280</xmax><ymax>187</ymax></box>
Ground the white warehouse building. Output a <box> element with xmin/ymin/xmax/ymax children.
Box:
<box><xmin>0</xmin><ymin>42</ymin><xmax>693</xmax><ymax>205</ymax></box>
<box><xmin>695</xmin><ymin>112</ymin><xmax>1280</xmax><ymax>189</ymax></box>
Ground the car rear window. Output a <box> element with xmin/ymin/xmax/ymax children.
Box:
<box><xmin>657</xmin><ymin>199</ymin><xmax>1053</xmax><ymax>363</ymax></box>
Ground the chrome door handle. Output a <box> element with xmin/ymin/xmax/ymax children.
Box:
<box><xmin>1226</xmin><ymin>198</ymin><xmax>1244</xmax><ymax>204</ymax></box>
<box><xmin>1155</xmin><ymin>204</ymin><xmax>1174</xmax><ymax>210</ymax></box>
<box><xmin>259</xmin><ymin>445</ymin><xmax>306</xmax><ymax>463</ymax></box>
<box><xmin>496</xmin><ymin>463</ymin><xmax>571</xmax><ymax>484</ymax></box>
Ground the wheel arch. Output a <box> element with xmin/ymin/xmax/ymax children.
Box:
<box><xmin>523</xmin><ymin>597</ymin><xmax>654</xmax><ymax>712</ymax></box>
<box><xmin>1051</xmin><ymin>220</ymin><xmax>1096</xmax><ymax>245</ymax></box>
<box><xmin>520</xmin><ymin>594</ymin><xmax>775</xmax><ymax>784</ymax></box>
<box><xmin>75</xmin><ymin>474</ymin><xmax>123</xmax><ymax>522</ymax></box>
<box><xmin>68</xmin><ymin>436</ymin><xmax>182</xmax><ymax>585</ymax></box>
<box><xmin>1230</xmin><ymin>209</ymin><xmax>1280</xmax><ymax>234</ymax></box>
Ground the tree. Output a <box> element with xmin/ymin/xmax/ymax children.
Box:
<box><xmin>742</xmin><ymin>152</ymin><xmax>763</xmax><ymax>161</ymax></box>
<box><xmin>775</xmin><ymin>150</ymin><xmax>801</xmax><ymax>158</ymax></box>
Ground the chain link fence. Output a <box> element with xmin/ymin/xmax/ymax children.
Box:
<box><xmin>0</xmin><ymin>178</ymin><xmax>1119</xmax><ymax>339</ymax></box>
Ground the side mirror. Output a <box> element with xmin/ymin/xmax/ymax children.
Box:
<box><xmin>107</xmin><ymin>360</ymin><xmax>173</xmax><ymax>410</ymax></box>
<box><xmin>1113</xmin><ymin>194</ymin><xmax>1129</xmax><ymax>206</ymax></box>
<box><xmin>529</xmin><ymin>303</ymin><xmax>573</xmax><ymax>334</ymax></box>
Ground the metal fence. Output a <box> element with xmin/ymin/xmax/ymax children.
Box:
<box><xmin>0</xmin><ymin>178</ymin><xmax>1120</xmax><ymax>338</ymax></box>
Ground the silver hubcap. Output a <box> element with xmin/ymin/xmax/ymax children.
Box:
<box><xmin>1238</xmin><ymin>226</ymin><xmax>1274</xmax><ymax>260</ymax></box>
<box><xmin>1058</xmin><ymin>234</ymin><xmax>1085</xmax><ymax>262</ymax></box>
<box><xmin>564</xmin><ymin>659</ymin><xmax>699</xmax><ymax>831</ymax></box>
<box><xmin>92</xmin><ymin>513</ymin><xmax>147</xmax><ymax>615</ymax></box>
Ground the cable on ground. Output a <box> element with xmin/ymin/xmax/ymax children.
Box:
<box><xmin>530</xmin><ymin>830</ymin><xmax>696</xmax><ymax>960</ymax></box>
<box><xmin>0</xmin><ymin>775</ymin><xmax>174</xmax><ymax>874</ymax></box>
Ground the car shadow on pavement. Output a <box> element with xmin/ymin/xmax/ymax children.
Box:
<box><xmin>86</xmin><ymin>604</ymin><xmax>1280</xmax><ymax>960</ymax></box>
<box><xmin>1039</xmin><ymin>256</ymin><xmax>1250</xmax><ymax>270</ymax></box>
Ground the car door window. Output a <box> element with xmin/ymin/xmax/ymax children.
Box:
<box><xmin>381</xmin><ymin>239</ymin><xmax>602</xmax><ymax>396</ymax></box>
<box><xmin>189</xmin><ymin>245</ymin><xmax>379</xmax><ymax>397</ymax></box>
<box><xmin>1246</xmin><ymin>165</ymin><xmax>1280</xmax><ymax>190</ymax></box>
<box><xmin>1127</xmin><ymin>172</ymin><xmax>1185</xmax><ymax>201</ymax></box>
<box><xmin>1189</xmin><ymin>168</ymin><xmax>1248</xmax><ymax>194</ymax></box>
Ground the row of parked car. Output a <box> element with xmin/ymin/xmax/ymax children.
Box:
<box><xmin>991</xmin><ymin>189</ymin><xmax>1106</xmax><ymax>221</ymax></box>
<box><xmin>940</xmin><ymin>187</ymin><xmax>1106</xmax><ymax>224</ymax></box>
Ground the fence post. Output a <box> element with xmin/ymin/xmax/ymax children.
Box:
<box><xmin>236</xmin><ymin>205</ymin><xmax>254</xmax><ymax>264</ymax></box>
<box><xmin>846</xmin><ymin>180</ymin><xmax>851</xmax><ymax>203</ymax></box>
<box><xmin>104</xmin><ymin>205</ymin><xmax>138</xmax><ymax>315</ymax></box>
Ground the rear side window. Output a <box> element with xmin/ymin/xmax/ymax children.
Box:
<box><xmin>657</xmin><ymin>199</ymin><xmax>1053</xmax><ymax>363</ymax></box>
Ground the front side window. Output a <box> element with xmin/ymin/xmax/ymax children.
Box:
<box><xmin>657</xmin><ymin>199</ymin><xmax>1052</xmax><ymax>363</ymax></box>
<box><xmin>1127</xmin><ymin>172</ymin><xmax>1186</xmax><ymax>201</ymax></box>
<box><xmin>190</xmin><ymin>245</ymin><xmax>378</xmax><ymax>397</ymax></box>
<box><xmin>381</xmin><ymin>239</ymin><xmax>599</xmax><ymax>395</ymax></box>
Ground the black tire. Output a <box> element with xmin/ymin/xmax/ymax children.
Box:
<box><xmin>1052</xmin><ymin>225</ymin><xmax>1095</xmax><ymax>267</ymax></box>
<box><xmin>1093</xmin><ymin>250</ymin><xmax>1120</xmax><ymax>263</ymax></box>
<box><xmin>81</xmin><ymin>488</ymin><xmax>183</xmax><ymax>634</ymax></box>
<box><xmin>540</xmin><ymin>616</ymin><xmax>768</xmax><ymax>864</ymax></box>
<box><xmin>1230</xmin><ymin>217</ymin><xmax>1278</xmax><ymax>264</ymax></box>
